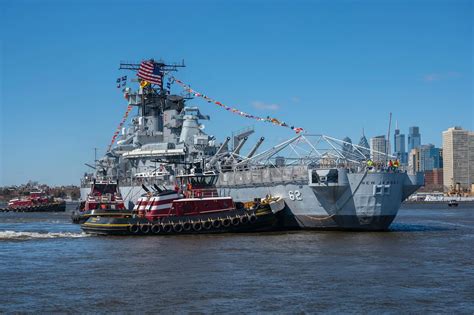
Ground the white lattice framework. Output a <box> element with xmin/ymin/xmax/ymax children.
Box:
<box><xmin>213</xmin><ymin>134</ymin><xmax>395</xmax><ymax>171</ymax></box>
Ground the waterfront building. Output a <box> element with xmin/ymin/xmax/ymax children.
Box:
<box><xmin>370</xmin><ymin>135</ymin><xmax>390</xmax><ymax>163</ymax></box>
<box><xmin>420</xmin><ymin>144</ymin><xmax>443</xmax><ymax>171</ymax></box>
<box><xmin>408</xmin><ymin>148</ymin><xmax>418</xmax><ymax>174</ymax></box>
<box><xmin>424</xmin><ymin>168</ymin><xmax>444</xmax><ymax>192</ymax></box>
<box><xmin>408</xmin><ymin>144</ymin><xmax>443</xmax><ymax>174</ymax></box>
<box><xmin>408</xmin><ymin>126</ymin><xmax>421</xmax><ymax>152</ymax></box>
<box><xmin>442</xmin><ymin>126</ymin><xmax>474</xmax><ymax>192</ymax></box>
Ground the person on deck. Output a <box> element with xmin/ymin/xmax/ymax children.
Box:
<box><xmin>393</xmin><ymin>160</ymin><xmax>400</xmax><ymax>172</ymax></box>
<box><xmin>366</xmin><ymin>160</ymin><xmax>374</xmax><ymax>170</ymax></box>
<box><xmin>388</xmin><ymin>160</ymin><xmax>394</xmax><ymax>172</ymax></box>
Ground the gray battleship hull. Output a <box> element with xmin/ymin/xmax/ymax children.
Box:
<box><xmin>218</xmin><ymin>171</ymin><xmax>422</xmax><ymax>230</ymax></box>
<box><xmin>80</xmin><ymin>169</ymin><xmax>422</xmax><ymax>231</ymax></box>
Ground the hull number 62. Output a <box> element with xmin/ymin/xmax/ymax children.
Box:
<box><xmin>288</xmin><ymin>190</ymin><xmax>302</xmax><ymax>201</ymax></box>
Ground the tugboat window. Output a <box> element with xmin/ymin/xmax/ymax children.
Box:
<box><xmin>190</xmin><ymin>176</ymin><xmax>216</xmax><ymax>187</ymax></box>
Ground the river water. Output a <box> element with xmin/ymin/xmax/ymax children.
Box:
<box><xmin>0</xmin><ymin>203</ymin><xmax>473</xmax><ymax>313</ymax></box>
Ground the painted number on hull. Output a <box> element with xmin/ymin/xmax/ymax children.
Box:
<box><xmin>288</xmin><ymin>190</ymin><xmax>302</xmax><ymax>201</ymax></box>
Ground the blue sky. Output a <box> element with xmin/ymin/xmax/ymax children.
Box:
<box><xmin>1</xmin><ymin>0</ymin><xmax>472</xmax><ymax>185</ymax></box>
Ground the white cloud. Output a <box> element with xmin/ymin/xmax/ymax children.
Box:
<box><xmin>423</xmin><ymin>72</ymin><xmax>461</xmax><ymax>82</ymax></box>
<box><xmin>252</xmin><ymin>101</ymin><xmax>280</xmax><ymax>111</ymax></box>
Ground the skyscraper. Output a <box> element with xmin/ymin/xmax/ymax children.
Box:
<box><xmin>408</xmin><ymin>144</ymin><xmax>443</xmax><ymax>174</ymax></box>
<box><xmin>370</xmin><ymin>135</ymin><xmax>389</xmax><ymax>162</ymax></box>
<box><xmin>394</xmin><ymin>126</ymin><xmax>407</xmax><ymax>164</ymax></box>
<box><xmin>442</xmin><ymin>127</ymin><xmax>474</xmax><ymax>192</ymax></box>
<box><xmin>408</xmin><ymin>126</ymin><xmax>421</xmax><ymax>152</ymax></box>
<box><xmin>419</xmin><ymin>144</ymin><xmax>443</xmax><ymax>171</ymax></box>
<box><xmin>358</xmin><ymin>131</ymin><xmax>370</xmax><ymax>160</ymax></box>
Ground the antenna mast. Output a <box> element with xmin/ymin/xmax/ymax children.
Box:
<box><xmin>386</xmin><ymin>112</ymin><xmax>392</xmax><ymax>161</ymax></box>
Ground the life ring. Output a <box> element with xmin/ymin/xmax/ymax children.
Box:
<box><xmin>163</xmin><ymin>223</ymin><xmax>173</xmax><ymax>233</ymax></box>
<box><xmin>231</xmin><ymin>216</ymin><xmax>240</xmax><ymax>226</ymax></box>
<box><xmin>249</xmin><ymin>214</ymin><xmax>257</xmax><ymax>223</ymax></box>
<box><xmin>212</xmin><ymin>219</ymin><xmax>221</xmax><ymax>229</ymax></box>
<box><xmin>151</xmin><ymin>224</ymin><xmax>161</xmax><ymax>234</ymax></box>
<box><xmin>129</xmin><ymin>224</ymin><xmax>140</xmax><ymax>234</ymax></box>
<box><xmin>240</xmin><ymin>215</ymin><xmax>249</xmax><ymax>224</ymax></box>
<box><xmin>140</xmin><ymin>224</ymin><xmax>151</xmax><ymax>234</ymax></box>
<box><xmin>203</xmin><ymin>220</ymin><xmax>212</xmax><ymax>230</ymax></box>
<box><xmin>183</xmin><ymin>221</ymin><xmax>192</xmax><ymax>232</ymax></box>
<box><xmin>221</xmin><ymin>217</ymin><xmax>231</xmax><ymax>227</ymax></box>
<box><xmin>173</xmin><ymin>223</ymin><xmax>183</xmax><ymax>233</ymax></box>
<box><xmin>192</xmin><ymin>221</ymin><xmax>202</xmax><ymax>231</ymax></box>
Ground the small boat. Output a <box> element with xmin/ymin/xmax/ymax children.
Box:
<box><xmin>71</xmin><ymin>179</ymin><xmax>130</xmax><ymax>224</ymax></box>
<box><xmin>1</xmin><ymin>191</ymin><xmax>65</xmax><ymax>212</ymax></box>
<box><xmin>81</xmin><ymin>171</ymin><xmax>284</xmax><ymax>235</ymax></box>
<box><xmin>448</xmin><ymin>200</ymin><xmax>459</xmax><ymax>207</ymax></box>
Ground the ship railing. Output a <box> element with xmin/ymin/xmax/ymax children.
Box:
<box><xmin>119</xmin><ymin>176</ymin><xmax>172</xmax><ymax>187</ymax></box>
<box><xmin>188</xmin><ymin>189</ymin><xmax>220</xmax><ymax>198</ymax></box>
<box><xmin>217</xmin><ymin>165</ymin><xmax>309</xmax><ymax>187</ymax></box>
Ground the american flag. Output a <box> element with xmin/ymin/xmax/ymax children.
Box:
<box><xmin>137</xmin><ymin>60</ymin><xmax>162</xmax><ymax>85</ymax></box>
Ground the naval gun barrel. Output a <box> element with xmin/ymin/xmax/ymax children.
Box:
<box><xmin>246</xmin><ymin>137</ymin><xmax>265</xmax><ymax>159</ymax></box>
<box><xmin>153</xmin><ymin>184</ymin><xmax>163</xmax><ymax>193</ymax></box>
<box><xmin>216</xmin><ymin>137</ymin><xmax>231</xmax><ymax>156</ymax></box>
<box><xmin>141</xmin><ymin>184</ymin><xmax>151</xmax><ymax>193</ymax></box>
<box><xmin>233</xmin><ymin>137</ymin><xmax>248</xmax><ymax>156</ymax></box>
<box><xmin>207</xmin><ymin>137</ymin><xmax>231</xmax><ymax>167</ymax></box>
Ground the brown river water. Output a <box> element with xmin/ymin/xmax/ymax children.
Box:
<box><xmin>0</xmin><ymin>203</ymin><xmax>473</xmax><ymax>313</ymax></box>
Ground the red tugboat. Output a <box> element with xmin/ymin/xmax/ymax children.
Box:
<box><xmin>71</xmin><ymin>179</ymin><xmax>130</xmax><ymax>224</ymax></box>
<box><xmin>3</xmin><ymin>191</ymin><xmax>66</xmax><ymax>212</ymax></box>
<box><xmin>81</xmin><ymin>171</ymin><xmax>284</xmax><ymax>235</ymax></box>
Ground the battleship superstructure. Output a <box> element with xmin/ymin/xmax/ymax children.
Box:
<box><xmin>81</xmin><ymin>59</ymin><xmax>423</xmax><ymax>230</ymax></box>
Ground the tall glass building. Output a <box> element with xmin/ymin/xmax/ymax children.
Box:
<box><xmin>408</xmin><ymin>126</ymin><xmax>421</xmax><ymax>152</ymax></box>
<box><xmin>394</xmin><ymin>128</ymin><xmax>407</xmax><ymax>164</ymax></box>
<box><xmin>419</xmin><ymin>144</ymin><xmax>443</xmax><ymax>171</ymax></box>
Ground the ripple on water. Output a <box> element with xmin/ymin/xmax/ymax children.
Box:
<box><xmin>389</xmin><ymin>223</ymin><xmax>452</xmax><ymax>232</ymax></box>
<box><xmin>0</xmin><ymin>230</ymin><xmax>90</xmax><ymax>241</ymax></box>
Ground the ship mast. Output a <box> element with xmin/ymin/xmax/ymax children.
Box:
<box><xmin>119</xmin><ymin>60</ymin><xmax>187</xmax><ymax>116</ymax></box>
<box><xmin>118</xmin><ymin>59</ymin><xmax>186</xmax><ymax>93</ymax></box>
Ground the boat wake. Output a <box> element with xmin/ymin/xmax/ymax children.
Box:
<box><xmin>0</xmin><ymin>230</ymin><xmax>90</xmax><ymax>241</ymax></box>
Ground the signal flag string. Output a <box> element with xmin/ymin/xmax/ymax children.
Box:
<box><xmin>171</xmin><ymin>77</ymin><xmax>305</xmax><ymax>134</ymax></box>
<box><xmin>107</xmin><ymin>104</ymin><xmax>134</xmax><ymax>152</ymax></box>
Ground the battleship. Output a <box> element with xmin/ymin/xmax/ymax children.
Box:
<box><xmin>80</xmin><ymin>59</ymin><xmax>423</xmax><ymax>231</ymax></box>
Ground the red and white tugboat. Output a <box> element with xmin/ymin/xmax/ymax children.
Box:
<box><xmin>81</xmin><ymin>171</ymin><xmax>284</xmax><ymax>235</ymax></box>
<box><xmin>71</xmin><ymin>179</ymin><xmax>130</xmax><ymax>224</ymax></box>
<box><xmin>3</xmin><ymin>190</ymin><xmax>66</xmax><ymax>212</ymax></box>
